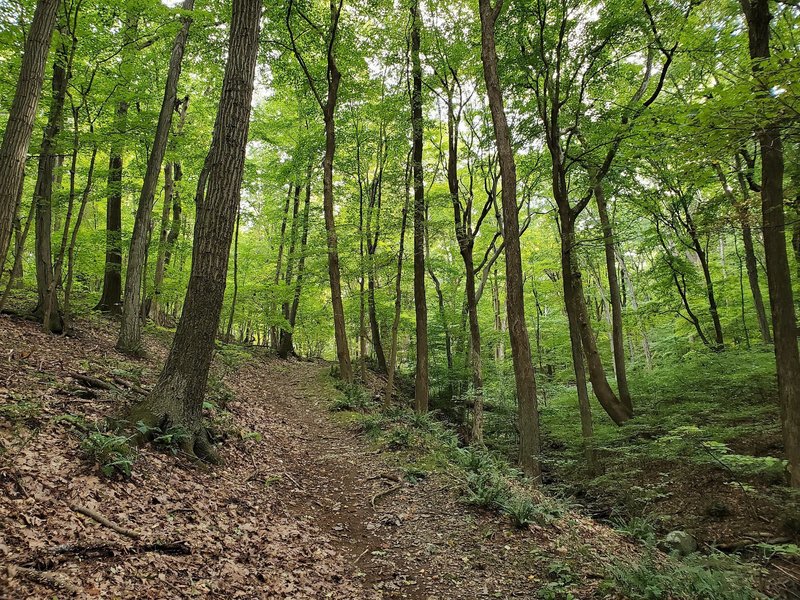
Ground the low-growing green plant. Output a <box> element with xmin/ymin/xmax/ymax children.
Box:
<box><xmin>612</xmin><ymin>515</ymin><xmax>659</xmax><ymax>544</ymax></box>
<box><xmin>81</xmin><ymin>428</ymin><xmax>136</xmax><ymax>477</ymax></box>
<box><xmin>385</xmin><ymin>424</ymin><xmax>413</xmax><ymax>450</ymax></box>
<box><xmin>136</xmin><ymin>421</ymin><xmax>191</xmax><ymax>454</ymax></box>
<box><xmin>206</xmin><ymin>375</ymin><xmax>236</xmax><ymax>409</ymax></box>
<box><xmin>330</xmin><ymin>382</ymin><xmax>372</xmax><ymax>412</ymax></box>
<box><xmin>462</xmin><ymin>469</ymin><xmax>509</xmax><ymax>509</ymax></box>
<box><xmin>501</xmin><ymin>495</ymin><xmax>539</xmax><ymax>528</ymax></box>
<box><xmin>0</xmin><ymin>399</ymin><xmax>41</xmax><ymax>422</ymax></box>
<box><xmin>602</xmin><ymin>550</ymin><xmax>762</xmax><ymax>600</ymax></box>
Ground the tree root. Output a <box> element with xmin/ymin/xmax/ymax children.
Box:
<box><xmin>5</xmin><ymin>565</ymin><xmax>80</xmax><ymax>596</ymax></box>
<box><xmin>70</xmin><ymin>503</ymin><xmax>141</xmax><ymax>539</ymax></box>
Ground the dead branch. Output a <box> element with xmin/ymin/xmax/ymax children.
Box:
<box><xmin>5</xmin><ymin>565</ymin><xmax>80</xmax><ymax>596</ymax></box>
<box><xmin>23</xmin><ymin>540</ymin><xmax>191</xmax><ymax>570</ymax></box>
<box><xmin>370</xmin><ymin>484</ymin><xmax>402</xmax><ymax>509</ymax></box>
<box><xmin>69</xmin><ymin>503</ymin><xmax>141</xmax><ymax>539</ymax></box>
<box><xmin>68</xmin><ymin>372</ymin><xmax>118</xmax><ymax>391</ymax></box>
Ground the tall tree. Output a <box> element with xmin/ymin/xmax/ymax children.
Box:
<box><xmin>479</xmin><ymin>0</ymin><xmax>541</xmax><ymax>478</ymax></box>
<box><xmin>739</xmin><ymin>0</ymin><xmax>800</xmax><ymax>486</ymax></box>
<box><xmin>33</xmin><ymin>11</ymin><xmax>78</xmax><ymax>333</ymax></box>
<box><xmin>95</xmin><ymin>10</ymin><xmax>138</xmax><ymax>314</ymax></box>
<box><xmin>410</xmin><ymin>0</ymin><xmax>429</xmax><ymax>413</ymax></box>
<box><xmin>117</xmin><ymin>0</ymin><xmax>195</xmax><ymax>354</ymax></box>
<box><xmin>286</xmin><ymin>0</ymin><xmax>353</xmax><ymax>382</ymax></box>
<box><xmin>128</xmin><ymin>0</ymin><xmax>262</xmax><ymax>460</ymax></box>
<box><xmin>0</xmin><ymin>0</ymin><xmax>59</xmax><ymax>275</ymax></box>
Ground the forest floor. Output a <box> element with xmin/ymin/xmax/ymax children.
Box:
<box><xmin>0</xmin><ymin>313</ymin><xmax>783</xmax><ymax>599</ymax></box>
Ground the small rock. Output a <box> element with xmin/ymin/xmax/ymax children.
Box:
<box><xmin>661</xmin><ymin>530</ymin><xmax>697</xmax><ymax>556</ymax></box>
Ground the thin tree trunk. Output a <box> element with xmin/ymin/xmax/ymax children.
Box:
<box><xmin>594</xmin><ymin>182</ymin><xmax>632</xmax><ymax>413</ymax></box>
<box><xmin>279</xmin><ymin>169</ymin><xmax>312</xmax><ymax>359</ymax></box>
<box><xmin>95</xmin><ymin>12</ymin><xmax>138</xmax><ymax>314</ymax></box>
<box><xmin>225</xmin><ymin>207</ymin><xmax>240</xmax><ymax>341</ymax></box>
<box><xmin>117</xmin><ymin>0</ymin><xmax>194</xmax><ymax>354</ymax></box>
<box><xmin>479</xmin><ymin>0</ymin><xmax>542</xmax><ymax>478</ymax></box>
<box><xmin>560</xmin><ymin>230</ymin><xmax>597</xmax><ymax>472</ymax></box>
<box><xmin>64</xmin><ymin>144</ymin><xmax>98</xmax><ymax>330</ymax></box>
<box><xmin>127</xmin><ymin>0</ymin><xmax>261</xmax><ymax>461</ymax></box>
<box><xmin>384</xmin><ymin>159</ymin><xmax>411</xmax><ymax>406</ymax></box>
<box><xmin>410</xmin><ymin>0</ymin><xmax>429</xmax><ymax>412</ymax></box>
<box><xmin>0</xmin><ymin>0</ymin><xmax>59</xmax><ymax>273</ymax></box>
<box><xmin>271</xmin><ymin>183</ymin><xmax>293</xmax><ymax>348</ymax></box>
<box><xmin>151</xmin><ymin>96</ymin><xmax>189</xmax><ymax>323</ymax></box>
<box><xmin>715</xmin><ymin>159</ymin><xmax>772</xmax><ymax>343</ymax></box>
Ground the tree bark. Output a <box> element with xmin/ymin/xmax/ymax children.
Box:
<box><xmin>33</xmin><ymin>28</ymin><xmax>72</xmax><ymax>333</ymax></box>
<box><xmin>126</xmin><ymin>0</ymin><xmax>261</xmax><ymax>461</ymax></box>
<box><xmin>0</xmin><ymin>0</ymin><xmax>59</xmax><ymax>273</ymax></box>
<box><xmin>715</xmin><ymin>159</ymin><xmax>772</xmax><ymax>344</ymax></box>
<box><xmin>410</xmin><ymin>0</ymin><xmax>429</xmax><ymax>412</ymax></box>
<box><xmin>385</xmin><ymin>159</ymin><xmax>411</xmax><ymax>406</ymax></box>
<box><xmin>479</xmin><ymin>0</ymin><xmax>542</xmax><ymax>478</ymax></box>
<box><xmin>279</xmin><ymin>170</ymin><xmax>312</xmax><ymax>359</ymax></box>
<box><xmin>117</xmin><ymin>0</ymin><xmax>194</xmax><ymax>354</ymax></box>
<box><xmin>95</xmin><ymin>12</ymin><xmax>139</xmax><ymax>314</ymax></box>
<box><xmin>740</xmin><ymin>0</ymin><xmax>800</xmax><ymax>486</ymax></box>
<box><xmin>594</xmin><ymin>182</ymin><xmax>632</xmax><ymax>413</ymax></box>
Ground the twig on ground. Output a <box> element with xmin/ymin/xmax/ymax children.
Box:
<box><xmin>370</xmin><ymin>484</ymin><xmax>402</xmax><ymax>509</ymax></box>
<box><xmin>69</xmin><ymin>503</ymin><xmax>141</xmax><ymax>539</ymax></box>
<box><xmin>353</xmin><ymin>548</ymin><xmax>370</xmax><ymax>564</ymax></box>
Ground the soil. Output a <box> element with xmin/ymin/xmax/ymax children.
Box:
<box><xmin>0</xmin><ymin>314</ymin><xmax>773</xmax><ymax>598</ymax></box>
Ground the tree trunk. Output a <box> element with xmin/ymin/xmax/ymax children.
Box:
<box><xmin>33</xmin><ymin>31</ymin><xmax>71</xmax><ymax>333</ymax></box>
<box><xmin>126</xmin><ymin>0</ymin><xmax>261</xmax><ymax>461</ymax></box>
<box><xmin>559</xmin><ymin>226</ymin><xmax>597</xmax><ymax>472</ymax></box>
<box><xmin>562</xmin><ymin>210</ymin><xmax>632</xmax><ymax>425</ymax></box>
<box><xmin>117</xmin><ymin>0</ymin><xmax>194</xmax><ymax>354</ymax></box>
<box><xmin>64</xmin><ymin>143</ymin><xmax>98</xmax><ymax>330</ymax></box>
<box><xmin>95</xmin><ymin>13</ymin><xmax>138</xmax><ymax>314</ymax></box>
<box><xmin>279</xmin><ymin>171</ymin><xmax>312</xmax><ymax>359</ymax></box>
<box><xmin>225</xmin><ymin>207</ymin><xmax>240</xmax><ymax>341</ymax></box>
<box><xmin>411</xmin><ymin>0</ymin><xmax>428</xmax><ymax>413</ymax></box>
<box><xmin>740</xmin><ymin>0</ymin><xmax>800</xmax><ymax>486</ymax></box>
<box><xmin>151</xmin><ymin>96</ymin><xmax>189</xmax><ymax>323</ymax></box>
<box><xmin>594</xmin><ymin>182</ymin><xmax>632</xmax><ymax>413</ymax></box>
<box><xmin>366</xmin><ymin>144</ymin><xmax>387</xmax><ymax>373</ymax></box>
<box><xmin>0</xmin><ymin>0</ymin><xmax>59</xmax><ymax>273</ymax></box>
<box><xmin>479</xmin><ymin>0</ymin><xmax>542</xmax><ymax>479</ymax></box>
<box><xmin>384</xmin><ymin>162</ymin><xmax>411</xmax><ymax>406</ymax></box>
<box><xmin>724</xmin><ymin>158</ymin><xmax>772</xmax><ymax>344</ymax></box>
<box><xmin>270</xmin><ymin>183</ymin><xmax>293</xmax><ymax>348</ymax></box>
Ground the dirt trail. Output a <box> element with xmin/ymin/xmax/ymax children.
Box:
<box><xmin>0</xmin><ymin>316</ymin><xmax>623</xmax><ymax>599</ymax></box>
<box><xmin>228</xmin><ymin>358</ymin><xmax>541</xmax><ymax>599</ymax></box>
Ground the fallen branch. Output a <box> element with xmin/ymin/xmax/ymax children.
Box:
<box><xmin>370</xmin><ymin>484</ymin><xmax>402</xmax><ymax>509</ymax></box>
<box><xmin>110</xmin><ymin>374</ymin><xmax>150</xmax><ymax>396</ymax></box>
<box><xmin>366</xmin><ymin>472</ymin><xmax>401</xmax><ymax>483</ymax></box>
<box><xmin>69</xmin><ymin>503</ymin><xmax>141</xmax><ymax>539</ymax></box>
<box><xmin>24</xmin><ymin>540</ymin><xmax>191</xmax><ymax>570</ymax></box>
<box><xmin>69</xmin><ymin>372</ymin><xmax>118</xmax><ymax>391</ymax></box>
<box><xmin>6</xmin><ymin>565</ymin><xmax>80</xmax><ymax>596</ymax></box>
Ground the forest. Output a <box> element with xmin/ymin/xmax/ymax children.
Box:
<box><xmin>0</xmin><ymin>0</ymin><xmax>799</xmax><ymax>597</ymax></box>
